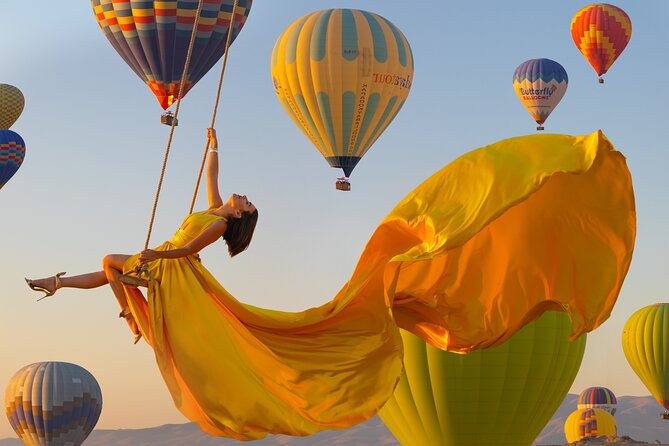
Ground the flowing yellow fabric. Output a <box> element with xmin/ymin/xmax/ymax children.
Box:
<box><xmin>122</xmin><ymin>131</ymin><xmax>635</xmax><ymax>440</ymax></box>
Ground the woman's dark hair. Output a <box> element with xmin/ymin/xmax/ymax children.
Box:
<box><xmin>223</xmin><ymin>209</ymin><xmax>259</xmax><ymax>257</ymax></box>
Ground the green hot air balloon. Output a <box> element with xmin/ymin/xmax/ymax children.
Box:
<box><xmin>622</xmin><ymin>303</ymin><xmax>669</xmax><ymax>419</ymax></box>
<box><xmin>379</xmin><ymin>311</ymin><xmax>586</xmax><ymax>446</ymax></box>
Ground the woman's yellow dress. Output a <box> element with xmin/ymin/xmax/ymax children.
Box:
<box><xmin>122</xmin><ymin>131</ymin><xmax>636</xmax><ymax>441</ymax></box>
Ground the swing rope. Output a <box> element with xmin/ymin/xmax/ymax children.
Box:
<box><xmin>143</xmin><ymin>0</ymin><xmax>239</xmax><ymax>250</ymax></box>
<box><xmin>143</xmin><ymin>0</ymin><xmax>205</xmax><ymax>251</ymax></box>
<box><xmin>189</xmin><ymin>0</ymin><xmax>239</xmax><ymax>214</ymax></box>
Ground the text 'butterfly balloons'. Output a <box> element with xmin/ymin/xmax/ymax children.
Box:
<box><xmin>271</xmin><ymin>9</ymin><xmax>414</xmax><ymax>191</ymax></box>
<box><xmin>571</xmin><ymin>3</ymin><xmax>632</xmax><ymax>83</ymax></box>
<box><xmin>90</xmin><ymin>0</ymin><xmax>253</xmax><ymax>110</ymax></box>
<box><xmin>513</xmin><ymin>58</ymin><xmax>568</xmax><ymax>131</ymax></box>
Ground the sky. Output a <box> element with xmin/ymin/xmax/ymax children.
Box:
<box><xmin>1</xmin><ymin>0</ymin><xmax>668</xmax><ymax>440</ymax></box>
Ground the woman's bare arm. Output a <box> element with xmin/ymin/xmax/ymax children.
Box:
<box><xmin>139</xmin><ymin>220</ymin><xmax>227</xmax><ymax>261</ymax></box>
<box><xmin>206</xmin><ymin>128</ymin><xmax>224</xmax><ymax>209</ymax></box>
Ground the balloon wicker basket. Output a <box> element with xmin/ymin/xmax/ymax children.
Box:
<box><xmin>660</xmin><ymin>411</ymin><xmax>669</xmax><ymax>420</ymax></box>
<box><xmin>335</xmin><ymin>177</ymin><xmax>351</xmax><ymax>191</ymax></box>
<box><xmin>161</xmin><ymin>111</ymin><xmax>178</xmax><ymax>127</ymax></box>
<box><xmin>598</xmin><ymin>78</ymin><xmax>605</xmax><ymax>84</ymax></box>
<box><xmin>536</xmin><ymin>125</ymin><xmax>544</xmax><ymax>131</ymax></box>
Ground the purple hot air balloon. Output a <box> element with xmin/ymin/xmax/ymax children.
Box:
<box><xmin>0</xmin><ymin>129</ymin><xmax>25</xmax><ymax>190</ymax></box>
<box><xmin>512</xmin><ymin>58</ymin><xmax>568</xmax><ymax>130</ymax></box>
<box><xmin>578</xmin><ymin>386</ymin><xmax>618</xmax><ymax>415</ymax></box>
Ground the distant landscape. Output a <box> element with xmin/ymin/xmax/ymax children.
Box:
<box><xmin>1</xmin><ymin>394</ymin><xmax>667</xmax><ymax>446</ymax></box>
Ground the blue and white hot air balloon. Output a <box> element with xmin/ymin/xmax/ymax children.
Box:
<box><xmin>4</xmin><ymin>362</ymin><xmax>103</xmax><ymax>446</ymax></box>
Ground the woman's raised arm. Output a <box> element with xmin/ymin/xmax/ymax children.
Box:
<box><xmin>206</xmin><ymin>128</ymin><xmax>224</xmax><ymax>209</ymax></box>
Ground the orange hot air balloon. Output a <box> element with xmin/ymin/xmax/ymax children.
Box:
<box><xmin>571</xmin><ymin>4</ymin><xmax>632</xmax><ymax>83</ymax></box>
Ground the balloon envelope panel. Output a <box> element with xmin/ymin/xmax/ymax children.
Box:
<box><xmin>0</xmin><ymin>129</ymin><xmax>26</xmax><ymax>190</ymax></box>
<box><xmin>271</xmin><ymin>9</ymin><xmax>413</xmax><ymax>177</ymax></box>
<box><xmin>622</xmin><ymin>303</ymin><xmax>669</xmax><ymax>410</ymax></box>
<box><xmin>379</xmin><ymin>311</ymin><xmax>586</xmax><ymax>446</ymax></box>
<box><xmin>90</xmin><ymin>0</ymin><xmax>253</xmax><ymax>109</ymax></box>
<box><xmin>4</xmin><ymin>362</ymin><xmax>103</xmax><ymax>446</ymax></box>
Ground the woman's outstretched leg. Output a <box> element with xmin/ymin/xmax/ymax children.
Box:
<box><xmin>26</xmin><ymin>254</ymin><xmax>141</xmax><ymax>342</ymax></box>
<box><xmin>26</xmin><ymin>271</ymin><xmax>108</xmax><ymax>295</ymax></box>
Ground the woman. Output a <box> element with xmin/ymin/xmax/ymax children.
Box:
<box><xmin>25</xmin><ymin>128</ymin><xmax>259</xmax><ymax>343</ymax></box>
<box><xmin>21</xmin><ymin>131</ymin><xmax>634</xmax><ymax>441</ymax></box>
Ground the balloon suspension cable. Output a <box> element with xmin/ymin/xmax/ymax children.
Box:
<box><xmin>143</xmin><ymin>0</ymin><xmax>205</xmax><ymax>252</ymax></box>
<box><xmin>189</xmin><ymin>0</ymin><xmax>240</xmax><ymax>214</ymax></box>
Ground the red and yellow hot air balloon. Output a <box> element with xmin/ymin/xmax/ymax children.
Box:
<box><xmin>571</xmin><ymin>4</ymin><xmax>632</xmax><ymax>83</ymax></box>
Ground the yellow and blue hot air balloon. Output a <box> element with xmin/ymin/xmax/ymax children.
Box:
<box><xmin>4</xmin><ymin>361</ymin><xmax>103</xmax><ymax>446</ymax></box>
<box><xmin>0</xmin><ymin>129</ymin><xmax>25</xmax><ymax>190</ymax></box>
<box><xmin>378</xmin><ymin>311</ymin><xmax>586</xmax><ymax>446</ymax></box>
<box><xmin>571</xmin><ymin>4</ymin><xmax>632</xmax><ymax>83</ymax></box>
<box><xmin>513</xmin><ymin>58</ymin><xmax>568</xmax><ymax>131</ymax></box>
<box><xmin>578</xmin><ymin>386</ymin><xmax>618</xmax><ymax>415</ymax></box>
<box><xmin>90</xmin><ymin>0</ymin><xmax>253</xmax><ymax>110</ymax></box>
<box><xmin>564</xmin><ymin>408</ymin><xmax>617</xmax><ymax>443</ymax></box>
<box><xmin>622</xmin><ymin>303</ymin><xmax>669</xmax><ymax>419</ymax></box>
<box><xmin>271</xmin><ymin>9</ymin><xmax>414</xmax><ymax>190</ymax></box>
<box><xmin>0</xmin><ymin>84</ymin><xmax>24</xmax><ymax>130</ymax></box>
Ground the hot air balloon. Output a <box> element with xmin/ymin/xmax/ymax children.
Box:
<box><xmin>622</xmin><ymin>303</ymin><xmax>669</xmax><ymax>419</ymax></box>
<box><xmin>271</xmin><ymin>9</ymin><xmax>414</xmax><ymax>191</ymax></box>
<box><xmin>4</xmin><ymin>361</ymin><xmax>103</xmax><ymax>446</ymax></box>
<box><xmin>564</xmin><ymin>408</ymin><xmax>617</xmax><ymax>443</ymax></box>
<box><xmin>513</xmin><ymin>58</ymin><xmax>568</xmax><ymax>131</ymax></box>
<box><xmin>0</xmin><ymin>84</ymin><xmax>24</xmax><ymax>129</ymax></box>
<box><xmin>578</xmin><ymin>386</ymin><xmax>618</xmax><ymax>415</ymax></box>
<box><xmin>378</xmin><ymin>311</ymin><xmax>586</xmax><ymax>446</ymax></box>
<box><xmin>571</xmin><ymin>4</ymin><xmax>632</xmax><ymax>83</ymax></box>
<box><xmin>0</xmin><ymin>129</ymin><xmax>26</xmax><ymax>190</ymax></box>
<box><xmin>90</xmin><ymin>0</ymin><xmax>253</xmax><ymax>110</ymax></box>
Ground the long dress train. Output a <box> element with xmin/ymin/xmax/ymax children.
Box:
<box><xmin>122</xmin><ymin>131</ymin><xmax>635</xmax><ymax>440</ymax></box>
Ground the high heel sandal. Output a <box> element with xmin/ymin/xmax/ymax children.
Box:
<box><xmin>119</xmin><ymin>308</ymin><xmax>143</xmax><ymax>344</ymax></box>
<box><xmin>25</xmin><ymin>272</ymin><xmax>66</xmax><ymax>301</ymax></box>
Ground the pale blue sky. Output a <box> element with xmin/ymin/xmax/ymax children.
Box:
<box><xmin>1</xmin><ymin>0</ymin><xmax>667</xmax><ymax>438</ymax></box>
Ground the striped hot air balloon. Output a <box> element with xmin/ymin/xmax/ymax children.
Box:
<box><xmin>4</xmin><ymin>362</ymin><xmax>103</xmax><ymax>446</ymax></box>
<box><xmin>571</xmin><ymin>4</ymin><xmax>631</xmax><ymax>83</ymax></box>
<box><xmin>622</xmin><ymin>303</ymin><xmax>669</xmax><ymax>418</ymax></box>
<box><xmin>0</xmin><ymin>129</ymin><xmax>26</xmax><ymax>190</ymax></box>
<box><xmin>271</xmin><ymin>9</ymin><xmax>414</xmax><ymax>190</ymax></box>
<box><xmin>564</xmin><ymin>408</ymin><xmax>617</xmax><ymax>443</ymax></box>
<box><xmin>578</xmin><ymin>387</ymin><xmax>618</xmax><ymax>415</ymax></box>
<box><xmin>513</xmin><ymin>58</ymin><xmax>568</xmax><ymax>131</ymax></box>
<box><xmin>90</xmin><ymin>0</ymin><xmax>253</xmax><ymax>110</ymax></box>
<box><xmin>378</xmin><ymin>312</ymin><xmax>586</xmax><ymax>446</ymax></box>
<box><xmin>0</xmin><ymin>84</ymin><xmax>25</xmax><ymax>130</ymax></box>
